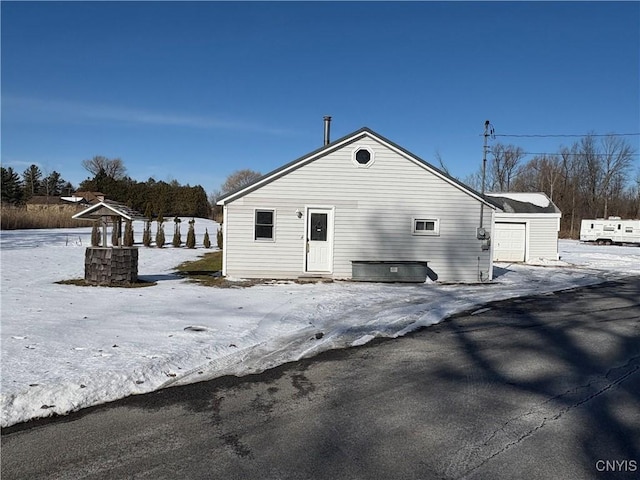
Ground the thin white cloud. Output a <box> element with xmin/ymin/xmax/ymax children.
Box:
<box><xmin>2</xmin><ymin>95</ymin><xmax>292</xmax><ymax>136</ymax></box>
<box><xmin>0</xmin><ymin>159</ymin><xmax>42</xmax><ymax>172</ymax></box>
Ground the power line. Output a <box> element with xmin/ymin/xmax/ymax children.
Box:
<box><xmin>493</xmin><ymin>133</ymin><xmax>640</xmax><ymax>138</ymax></box>
<box><xmin>519</xmin><ymin>152</ymin><xmax>640</xmax><ymax>157</ymax></box>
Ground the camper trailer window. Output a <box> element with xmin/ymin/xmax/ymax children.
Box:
<box><xmin>626</xmin><ymin>227</ymin><xmax>633</xmax><ymax>233</ymax></box>
<box><xmin>603</xmin><ymin>226</ymin><xmax>615</xmax><ymax>232</ymax></box>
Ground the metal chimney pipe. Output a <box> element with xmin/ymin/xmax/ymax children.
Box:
<box><xmin>323</xmin><ymin>116</ymin><xmax>332</xmax><ymax>145</ymax></box>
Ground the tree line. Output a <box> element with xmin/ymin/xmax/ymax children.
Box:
<box><xmin>79</xmin><ymin>170</ymin><xmax>210</xmax><ymax>219</ymax></box>
<box><xmin>1</xmin><ymin>164</ymin><xmax>74</xmax><ymax>205</ymax></box>
<box><xmin>1</xmin><ymin>156</ymin><xmax>211</xmax><ymax>219</ymax></box>
<box><xmin>463</xmin><ymin>134</ymin><xmax>639</xmax><ymax>237</ymax></box>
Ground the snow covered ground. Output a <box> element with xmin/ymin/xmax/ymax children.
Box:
<box><xmin>1</xmin><ymin>220</ymin><xmax>639</xmax><ymax>428</ymax></box>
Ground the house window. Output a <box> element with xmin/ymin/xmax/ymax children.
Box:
<box><xmin>356</xmin><ymin>149</ymin><xmax>370</xmax><ymax>164</ymax></box>
<box><xmin>255</xmin><ymin>209</ymin><xmax>275</xmax><ymax>241</ymax></box>
<box><xmin>352</xmin><ymin>147</ymin><xmax>375</xmax><ymax>168</ymax></box>
<box><xmin>412</xmin><ymin>218</ymin><xmax>440</xmax><ymax>236</ymax></box>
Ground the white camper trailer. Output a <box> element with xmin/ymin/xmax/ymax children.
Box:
<box><xmin>580</xmin><ymin>218</ymin><xmax>640</xmax><ymax>245</ymax></box>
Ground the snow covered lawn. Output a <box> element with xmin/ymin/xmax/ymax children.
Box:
<box><xmin>2</xmin><ymin>220</ymin><xmax>639</xmax><ymax>428</ymax></box>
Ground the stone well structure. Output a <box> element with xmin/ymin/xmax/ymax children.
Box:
<box><xmin>85</xmin><ymin>246</ymin><xmax>138</xmax><ymax>285</ymax></box>
<box><xmin>73</xmin><ymin>200</ymin><xmax>143</xmax><ymax>286</ymax></box>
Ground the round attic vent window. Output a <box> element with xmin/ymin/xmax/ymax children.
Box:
<box><xmin>355</xmin><ymin>149</ymin><xmax>371</xmax><ymax>165</ymax></box>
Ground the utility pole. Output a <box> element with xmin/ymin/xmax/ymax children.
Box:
<box><xmin>481</xmin><ymin>120</ymin><xmax>491</xmax><ymax>197</ymax></box>
<box><xmin>479</xmin><ymin>120</ymin><xmax>493</xmax><ymax>230</ymax></box>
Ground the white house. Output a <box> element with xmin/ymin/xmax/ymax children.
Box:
<box><xmin>217</xmin><ymin>126</ymin><xmax>498</xmax><ymax>283</ymax></box>
<box><xmin>487</xmin><ymin>192</ymin><xmax>562</xmax><ymax>263</ymax></box>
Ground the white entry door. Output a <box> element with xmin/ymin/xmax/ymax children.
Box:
<box><xmin>494</xmin><ymin>222</ymin><xmax>526</xmax><ymax>262</ymax></box>
<box><xmin>306</xmin><ymin>208</ymin><xmax>333</xmax><ymax>272</ymax></box>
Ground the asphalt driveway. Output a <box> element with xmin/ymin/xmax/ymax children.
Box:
<box><xmin>2</xmin><ymin>277</ymin><xmax>639</xmax><ymax>479</ymax></box>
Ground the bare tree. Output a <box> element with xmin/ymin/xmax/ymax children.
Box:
<box><xmin>461</xmin><ymin>129</ymin><xmax>638</xmax><ymax>239</ymax></box>
<box><xmin>488</xmin><ymin>143</ymin><xmax>524</xmax><ymax>191</ymax></box>
<box><xmin>433</xmin><ymin>150</ymin><xmax>450</xmax><ymax>176</ymax></box>
<box><xmin>220</xmin><ymin>169</ymin><xmax>262</xmax><ymax>194</ymax></box>
<box><xmin>599</xmin><ymin>134</ymin><xmax>634</xmax><ymax>218</ymax></box>
<box><xmin>575</xmin><ymin>134</ymin><xmax>601</xmax><ymax>217</ymax></box>
<box><xmin>463</xmin><ymin>170</ymin><xmax>483</xmax><ymax>192</ymax></box>
<box><xmin>559</xmin><ymin>146</ymin><xmax>580</xmax><ymax>237</ymax></box>
<box><xmin>82</xmin><ymin>156</ymin><xmax>127</xmax><ymax>179</ymax></box>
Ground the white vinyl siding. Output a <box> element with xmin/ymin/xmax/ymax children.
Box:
<box><xmin>526</xmin><ymin>216</ymin><xmax>560</xmax><ymax>260</ymax></box>
<box><xmin>224</xmin><ymin>137</ymin><xmax>494</xmax><ymax>283</ymax></box>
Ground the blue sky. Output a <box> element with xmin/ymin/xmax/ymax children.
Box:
<box><xmin>2</xmin><ymin>1</ymin><xmax>639</xmax><ymax>193</ymax></box>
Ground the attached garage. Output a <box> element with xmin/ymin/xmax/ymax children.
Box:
<box><xmin>487</xmin><ymin>193</ymin><xmax>562</xmax><ymax>263</ymax></box>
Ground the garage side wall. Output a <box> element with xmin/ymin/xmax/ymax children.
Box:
<box><xmin>526</xmin><ymin>215</ymin><xmax>561</xmax><ymax>261</ymax></box>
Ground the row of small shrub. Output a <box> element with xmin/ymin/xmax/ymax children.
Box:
<box><xmin>0</xmin><ymin>205</ymin><xmax>93</xmax><ymax>230</ymax></box>
<box><xmin>91</xmin><ymin>218</ymin><xmax>222</xmax><ymax>249</ymax></box>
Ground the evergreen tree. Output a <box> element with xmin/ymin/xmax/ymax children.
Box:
<box><xmin>1</xmin><ymin>167</ymin><xmax>24</xmax><ymax>205</ymax></box>
<box><xmin>142</xmin><ymin>203</ymin><xmax>153</xmax><ymax>247</ymax></box>
<box><xmin>156</xmin><ymin>223</ymin><xmax>165</xmax><ymax>248</ymax></box>
<box><xmin>124</xmin><ymin>220</ymin><xmax>134</xmax><ymax>246</ymax></box>
<box><xmin>61</xmin><ymin>181</ymin><xmax>74</xmax><ymax>196</ymax></box>
<box><xmin>143</xmin><ymin>224</ymin><xmax>151</xmax><ymax>247</ymax></box>
<box><xmin>91</xmin><ymin>223</ymin><xmax>101</xmax><ymax>246</ymax></box>
<box><xmin>22</xmin><ymin>164</ymin><xmax>43</xmax><ymax>199</ymax></box>
<box><xmin>217</xmin><ymin>227</ymin><xmax>223</xmax><ymax>249</ymax></box>
<box><xmin>42</xmin><ymin>171</ymin><xmax>66</xmax><ymax>196</ymax></box>
<box><xmin>111</xmin><ymin>218</ymin><xmax>121</xmax><ymax>246</ymax></box>
<box><xmin>186</xmin><ymin>219</ymin><xmax>196</xmax><ymax>249</ymax></box>
<box><xmin>155</xmin><ymin>213</ymin><xmax>165</xmax><ymax>248</ymax></box>
<box><xmin>203</xmin><ymin>228</ymin><xmax>211</xmax><ymax>249</ymax></box>
<box><xmin>172</xmin><ymin>216</ymin><xmax>182</xmax><ymax>247</ymax></box>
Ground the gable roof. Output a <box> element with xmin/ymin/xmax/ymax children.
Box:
<box><xmin>73</xmin><ymin>191</ymin><xmax>106</xmax><ymax>203</ymax></box>
<box><xmin>487</xmin><ymin>192</ymin><xmax>561</xmax><ymax>214</ymax></box>
<box><xmin>72</xmin><ymin>200</ymin><xmax>143</xmax><ymax>222</ymax></box>
<box><xmin>217</xmin><ymin>127</ymin><xmax>499</xmax><ymax>209</ymax></box>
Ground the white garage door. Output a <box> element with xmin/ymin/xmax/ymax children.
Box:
<box><xmin>494</xmin><ymin>223</ymin><xmax>526</xmax><ymax>262</ymax></box>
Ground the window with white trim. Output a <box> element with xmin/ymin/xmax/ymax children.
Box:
<box><xmin>412</xmin><ymin>218</ymin><xmax>440</xmax><ymax>236</ymax></box>
<box><xmin>255</xmin><ymin>209</ymin><xmax>275</xmax><ymax>241</ymax></box>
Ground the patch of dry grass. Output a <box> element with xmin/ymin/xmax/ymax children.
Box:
<box><xmin>1</xmin><ymin>206</ymin><xmax>93</xmax><ymax>230</ymax></box>
<box><xmin>175</xmin><ymin>250</ymin><xmax>223</xmax><ymax>273</ymax></box>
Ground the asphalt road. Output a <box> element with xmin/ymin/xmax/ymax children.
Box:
<box><xmin>2</xmin><ymin>278</ymin><xmax>639</xmax><ymax>480</ymax></box>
